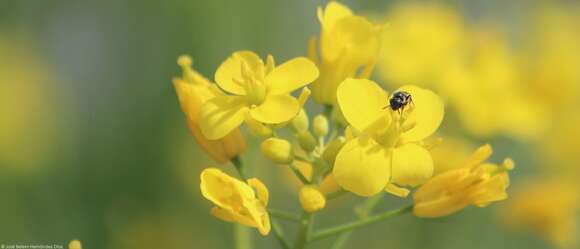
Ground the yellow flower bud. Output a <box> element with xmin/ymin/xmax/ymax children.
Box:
<box><xmin>297</xmin><ymin>131</ymin><xmax>317</xmax><ymax>153</ymax></box>
<box><xmin>173</xmin><ymin>55</ymin><xmax>246</xmax><ymax>164</ymax></box>
<box><xmin>413</xmin><ymin>145</ymin><xmax>513</xmax><ymax>218</ymax></box>
<box><xmin>313</xmin><ymin>115</ymin><xmax>329</xmax><ymax>137</ymax></box>
<box><xmin>290</xmin><ymin>109</ymin><xmax>309</xmax><ymax>132</ymax></box>
<box><xmin>68</xmin><ymin>240</ymin><xmax>82</xmax><ymax>249</ymax></box>
<box><xmin>299</xmin><ymin>186</ymin><xmax>326</xmax><ymax>213</ymax></box>
<box><xmin>322</xmin><ymin>136</ymin><xmax>346</xmax><ymax>164</ymax></box>
<box><xmin>261</xmin><ymin>138</ymin><xmax>294</xmax><ymax>164</ymax></box>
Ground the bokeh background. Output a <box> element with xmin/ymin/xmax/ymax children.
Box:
<box><xmin>0</xmin><ymin>0</ymin><xmax>578</xmax><ymax>248</ymax></box>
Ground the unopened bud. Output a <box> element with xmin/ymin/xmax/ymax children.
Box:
<box><xmin>299</xmin><ymin>186</ymin><xmax>326</xmax><ymax>213</ymax></box>
<box><xmin>297</xmin><ymin>131</ymin><xmax>317</xmax><ymax>153</ymax></box>
<box><xmin>291</xmin><ymin>109</ymin><xmax>309</xmax><ymax>132</ymax></box>
<box><xmin>313</xmin><ymin>115</ymin><xmax>329</xmax><ymax>137</ymax></box>
<box><xmin>261</xmin><ymin>138</ymin><xmax>293</xmax><ymax>164</ymax></box>
<box><xmin>322</xmin><ymin>136</ymin><xmax>346</xmax><ymax>165</ymax></box>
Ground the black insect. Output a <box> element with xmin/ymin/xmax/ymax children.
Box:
<box><xmin>385</xmin><ymin>91</ymin><xmax>413</xmax><ymax>113</ymax></box>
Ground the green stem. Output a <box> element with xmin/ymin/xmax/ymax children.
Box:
<box><xmin>268</xmin><ymin>208</ymin><xmax>301</xmax><ymax>222</ymax></box>
<box><xmin>325</xmin><ymin>189</ymin><xmax>347</xmax><ymax>200</ymax></box>
<box><xmin>293</xmin><ymin>212</ymin><xmax>314</xmax><ymax>249</ymax></box>
<box><xmin>310</xmin><ymin>205</ymin><xmax>413</xmax><ymax>242</ymax></box>
<box><xmin>233</xmin><ymin>224</ymin><xmax>252</xmax><ymax>249</ymax></box>
<box><xmin>289</xmin><ymin>163</ymin><xmax>311</xmax><ymax>185</ymax></box>
<box><xmin>330</xmin><ymin>194</ymin><xmax>383</xmax><ymax>249</ymax></box>
<box><xmin>231</xmin><ymin>157</ymin><xmax>251</xmax><ymax>249</ymax></box>
<box><xmin>231</xmin><ymin>156</ymin><xmax>247</xmax><ymax>180</ymax></box>
<box><xmin>271</xmin><ymin>219</ymin><xmax>292</xmax><ymax>249</ymax></box>
<box><xmin>294</xmin><ymin>154</ymin><xmax>312</xmax><ymax>163</ymax></box>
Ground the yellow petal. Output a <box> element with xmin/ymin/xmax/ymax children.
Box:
<box><xmin>324</xmin><ymin>16</ymin><xmax>381</xmax><ymax>64</ymax></box>
<box><xmin>317</xmin><ymin>2</ymin><xmax>353</xmax><ymax>31</ymax></box>
<box><xmin>200</xmin><ymin>168</ymin><xmax>254</xmax><ymax>210</ymax></box>
<box><xmin>333</xmin><ymin>137</ymin><xmax>391</xmax><ymax>197</ymax></box>
<box><xmin>199</xmin><ymin>95</ymin><xmax>248</xmax><ymax>140</ymax></box>
<box><xmin>250</xmin><ymin>95</ymin><xmax>299</xmax><ymax>124</ymax></box>
<box><xmin>398</xmin><ymin>85</ymin><xmax>444</xmax><ymax>142</ymax></box>
<box><xmin>337</xmin><ymin>78</ymin><xmax>389</xmax><ymax>132</ymax></box>
<box><xmin>266</xmin><ymin>57</ymin><xmax>319</xmax><ymax>95</ymax></box>
<box><xmin>210</xmin><ymin>207</ymin><xmax>256</xmax><ymax>227</ymax></box>
<box><xmin>248</xmin><ymin>178</ymin><xmax>269</xmax><ymax>206</ymax></box>
<box><xmin>463</xmin><ymin>144</ymin><xmax>493</xmax><ymax>169</ymax></box>
<box><xmin>391</xmin><ymin>143</ymin><xmax>434</xmax><ymax>187</ymax></box>
<box><xmin>385</xmin><ymin>183</ymin><xmax>410</xmax><ymax>198</ymax></box>
<box><xmin>215</xmin><ymin>51</ymin><xmax>263</xmax><ymax>95</ymax></box>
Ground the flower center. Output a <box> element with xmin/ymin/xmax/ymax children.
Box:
<box><xmin>237</xmin><ymin>61</ymin><xmax>268</xmax><ymax>106</ymax></box>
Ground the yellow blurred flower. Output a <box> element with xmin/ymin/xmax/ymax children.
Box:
<box><xmin>430</xmin><ymin>137</ymin><xmax>474</xmax><ymax>175</ymax></box>
<box><xmin>413</xmin><ymin>144</ymin><xmax>513</xmax><ymax>218</ymax></box>
<box><xmin>378</xmin><ymin>3</ymin><xmax>547</xmax><ymax>140</ymax></box>
<box><xmin>333</xmin><ymin>79</ymin><xmax>444</xmax><ymax>196</ymax></box>
<box><xmin>200</xmin><ymin>168</ymin><xmax>271</xmax><ymax>235</ymax></box>
<box><xmin>199</xmin><ymin>51</ymin><xmax>318</xmax><ymax>139</ymax></box>
<box><xmin>379</xmin><ymin>3</ymin><xmax>465</xmax><ymax>85</ymax></box>
<box><xmin>440</xmin><ymin>31</ymin><xmax>547</xmax><ymax>139</ymax></box>
<box><xmin>0</xmin><ymin>35</ymin><xmax>69</xmax><ymax>173</ymax></box>
<box><xmin>523</xmin><ymin>6</ymin><xmax>580</xmax><ymax>110</ymax></box>
<box><xmin>299</xmin><ymin>186</ymin><xmax>326</xmax><ymax>213</ymax></box>
<box><xmin>499</xmin><ymin>179</ymin><xmax>579</xmax><ymax>248</ymax></box>
<box><xmin>173</xmin><ymin>55</ymin><xmax>246</xmax><ymax>164</ymax></box>
<box><xmin>309</xmin><ymin>2</ymin><xmax>382</xmax><ymax>104</ymax></box>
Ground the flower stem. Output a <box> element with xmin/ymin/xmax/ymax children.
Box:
<box><xmin>231</xmin><ymin>156</ymin><xmax>251</xmax><ymax>249</ymax></box>
<box><xmin>310</xmin><ymin>205</ymin><xmax>413</xmax><ymax>242</ymax></box>
<box><xmin>231</xmin><ymin>156</ymin><xmax>247</xmax><ymax>180</ymax></box>
<box><xmin>331</xmin><ymin>193</ymin><xmax>385</xmax><ymax>248</ymax></box>
<box><xmin>233</xmin><ymin>224</ymin><xmax>252</xmax><ymax>249</ymax></box>
<box><xmin>293</xmin><ymin>212</ymin><xmax>314</xmax><ymax>249</ymax></box>
<box><xmin>325</xmin><ymin>189</ymin><xmax>348</xmax><ymax>200</ymax></box>
<box><xmin>289</xmin><ymin>163</ymin><xmax>311</xmax><ymax>185</ymax></box>
<box><xmin>271</xmin><ymin>219</ymin><xmax>292</xmax><ymax>249</ymax></box>
<box><xmin>268</xmin><ymin>208</ymin><xmax>301</xmax><ymax>222</ymax></box>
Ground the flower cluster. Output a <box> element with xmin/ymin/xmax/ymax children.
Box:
<box><xmin>172</xmin><ymin>2</ymin><xmax>514</xmax><ymax>248</ymax></box>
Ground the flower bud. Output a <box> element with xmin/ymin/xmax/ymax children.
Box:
<box><xmin>313</xmin><ymin>115</ymin><xmax>329</xmax><ymax>137</ymax></box>
<box><xmin>173</xmin><ymin>56</ymin><xmax>246</xmax><ymax>164</ymax></box>
<box><xmin>290</xmin><ymin>109</ymin><xmax>309</xmax><ymax>132</ymax></box>
<box><xmin>68</xmin><ymin>240</ymin><xmax>82</xmax><ymax>249</ymax></box>
<box><xmin>299</xmin><ymin>186</ymin><xmax>326</xmax><ymax>213</ymax></box>
<box><xmin>261</xmin><ymin>138</ymin><xmax>294</xmax><ymax>164</ymax></box>
<box><xmin>297</xmin><ymin>131</ymin><xmax>317</xmax><ymax>153</ymax></box>
<box><xmin>322</xmin><ymin>136</ymin><xmax>346</xmax><ymax>165</ymax></box>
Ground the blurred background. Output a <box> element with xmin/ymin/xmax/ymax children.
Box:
<box><xmin>0</xmin><ymin>0</ymin><xmax>578</xmax><ymax>248</ymax></box>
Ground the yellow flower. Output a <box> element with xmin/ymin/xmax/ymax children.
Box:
<box><xmin>299</xmin><ymin>186</ymin><xmax>326</xmax><ymax>213</ymax></box>
<box><xmin>413</xmin><ymin>144</ymin><xmax>513</xmax><ymax>218</ymax></box>
<box><xmin>333</xmin><ymin>78</ymin><xmax>444</xmax><ymax>196</ymax></box>
<box><xmin>499</xmin><ymin>179</ymin><xmax>579</xmax><ymax>248</ymax></box>
<box><xmin>173</xmin><ymin>55</ymin><xmax>246</xmax><ymax>164</ymax></box>
<box><xmin>200</xmin><ymin>168</ymin><xmax>271</xmax><ymax>235</ymax></box>
<box><xmin>309</xmin><ymin>2</ymin><xmax>382</xmax><ymax>104</ymax></box>
<box><xmin>378</xmin><ymin>3</ymin><xmax>465</xmax><ymax>85</ymax></box>
<box><xmin>199</xmin><ymin>51</ymin><xmax>319</xmax><ymax>139</ymax></box>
